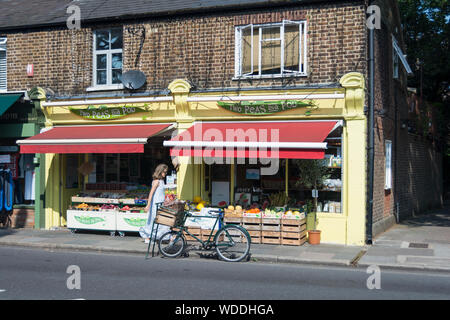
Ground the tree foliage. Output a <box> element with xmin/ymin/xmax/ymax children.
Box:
<box><xmin>398</xmin><ymin>0</ymin><xmax>449</xmax><ymax>101</ymax></box>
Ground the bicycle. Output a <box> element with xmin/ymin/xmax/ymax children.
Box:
<box><xmin>146</xmin><ymin>206</ymin><xmax>251</xmax><ymax>262</ymax></box>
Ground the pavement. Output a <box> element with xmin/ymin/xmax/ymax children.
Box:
<box><xmin>1</xmin><ymin>203</ymin><xmax>449</xmax><ymax>273</ymax></box>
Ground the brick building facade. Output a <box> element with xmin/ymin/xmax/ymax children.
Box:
<box><xmin>0</xmin><ymin>0</ymin><xmax>443</xmax><ymax>241</ymax></box>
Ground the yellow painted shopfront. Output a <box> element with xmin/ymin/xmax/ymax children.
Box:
<box><xmin>17</xmin><ymin>72</ymin><xmax>366</xmax><ymax>245</ymax></box>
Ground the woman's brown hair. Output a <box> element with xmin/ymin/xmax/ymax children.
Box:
<box><xmin>153</xmin><ymin>164</ymin><xmax>168</xmax><ymax>180</ymax></box>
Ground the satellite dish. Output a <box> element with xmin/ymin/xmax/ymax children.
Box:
<box><xmin>121</xmin><ymin>70</ymin><xmax>147</xmax><ymax>90</ymax></box>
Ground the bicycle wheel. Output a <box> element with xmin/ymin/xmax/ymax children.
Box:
<box><xmin>158</xmin><ymin>230</ymin><xmax>186</xmax><ymax>258</ymax></box>
<box><xmin>215</xmin><ymin>225</ymin><xmax>251</xmax><ymax>262</ymax></box>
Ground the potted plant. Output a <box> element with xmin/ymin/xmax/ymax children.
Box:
<box><xmin>292</xmin><ymin>159</ymin><xmax>330</xmax><ymax>245</ymax></box>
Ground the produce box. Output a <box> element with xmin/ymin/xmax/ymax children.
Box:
<box><xmin>223</xmin><ymin>216</ymin><xmax>242</xmax><ymax>225</ymax></box>
<box><xmin>242</xmin><ymin>217</ymin><xmax>261</xmax><ymax>231</ymax></box>
<box><xmin>281</xmin><ymin>218</ymin><xmax>307</xmax><ymax>232</ymax></box>
<box><xmin>201</xmin><ymin>229</ymin><xmax>224</xmax><ymax>242</ymax></box>
<box><xmin>243</xmin><ymin>211</ymin><xmax>261</xmax><ymax>218</ymax></box>
<box><xmin>281</xmin><ymin>230</ymin><xmax>307</xmax><ymax>246</ymax></box>
<box><xmin>261</xmin><ymin>218</ymin><xmax>281</xmax><ymax>231</ymax></box>
<box><xmin>183</xmin><ymin>227</ymin><xmax>201</xmax><ymax>241</ymax></box>
<box><xmin>248</xmin><ymin>230</ymin><xmax>261</xmax><ymax>244</ymax></box>
<box><xmin>261</xmin><ymin>231</ymin><xmax>281</xmax><ymax>244</ymax></box>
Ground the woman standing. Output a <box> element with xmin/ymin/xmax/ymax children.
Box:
<box><xmin>139</xmin><ymin>163</ymin><xmax>170</xmax><ymax>243</ymax></box>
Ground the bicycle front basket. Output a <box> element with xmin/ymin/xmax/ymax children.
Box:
<box><xmin>155</xmin><ymin>205</ymin><xmax>185</xmax><ymax>227</ymax></box>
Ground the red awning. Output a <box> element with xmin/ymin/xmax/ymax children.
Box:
<box><xmin>164</xmin><ymin>121</ymin><xmax>340</xmax><ymax>159</ymax></box>
<box><xmin>18</xmin><ymin>124</ymin><xmax>173</xmax><ymax>154</ymax></box>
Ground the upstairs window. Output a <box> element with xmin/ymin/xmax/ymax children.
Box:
<box><xmin>93</xmin><ymin>28</ymin><xmax>123</xmax><ymax>86</ymax></box>
<box><xmin>0</xmin><ymin>37</ymin><xmax>6</xmax><ymax>91</ymax></box>
<box><xmin>235</xmin><ymin>21</ymin><xmax>307</xmax><ymax>78</ymax></box>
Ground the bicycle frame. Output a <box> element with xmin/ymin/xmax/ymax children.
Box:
<box><xmin>176</xmin><ymin>211</ymin><xmax>222</xmax><ymax>248</ymax></box>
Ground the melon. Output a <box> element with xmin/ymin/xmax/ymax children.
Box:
<box><xmin>218</xmin><ymin>201</ymin><xmax>227</xmax><ymax>208</ymax></box>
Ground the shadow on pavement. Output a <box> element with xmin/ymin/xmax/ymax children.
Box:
<box><xmin>400</xmin><ymin>205</ymin><xmax>450</xmax><ymax>228</ymax></box>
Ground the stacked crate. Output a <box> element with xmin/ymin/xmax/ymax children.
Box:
<box><xmin>242</xmin><ymin>217</ymin><xmax>262</xmax><ymax>244</ymax></box>
<box><xmin>183</xmin><ymin>227</ymin><xmax>201</xmax><ymax>241</ymax></box>
<box><xmin>224</xmin><ymin>213</ymin><xmax>306</xmax><ymax>246</ymax></box>
<box><xmin>261</xmin><ymin>218</ymin><xmax>282</xmax><ymax>244</ymax></box>
<box><xmin>281</xmin><ymin>219</ymin><xmax>307</xmax><ymax>246</ymax></box>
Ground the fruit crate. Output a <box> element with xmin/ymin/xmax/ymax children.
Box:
<box><xmin>183</xmin><ymin>227</ymin><xmax>201</xmax><ymax>242</ymax></box>
<box><xmin>261</xmin><ymin>231</ymin><xmax>281</xmax><ymax>244</ymax></box>
<box><xmin>201</xmin><ymin>228</ymin><xmax>223</xmax><ymax>242</ymax></box>
<box><xmin>223</xmin><ymin>216</ymin><xmax>242</xmax><ymax>225</ymax></box>
<box><xmin>261</xmin><ymin>218</ymin><xmax>281</xmax><ymax>231</ymax></box>
<box><xmin>281</xmin><ymin>218</ymin><xmax>307</xmax><ymax>232</ymax></box>
<box><xmin>281</xmin><ymin>230</ymin><xmax>307</xmax><ymax>246</ymax></box>
<box><xmin>242</xmin><ymin>217</ymin><xmax>261</xmax><ymax>230</ymax></box>
<box><xmin>248</xmin><ymin>230</ymin><xmax>261</xmax><ymax>244</ymax></box>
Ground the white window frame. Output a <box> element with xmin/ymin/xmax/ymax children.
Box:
<box><xmin>0</xmin><ymin>37</ymin><xmax>7</xmax><ymax>92</ymax></box>
<box><xmin>385</xmin><ymin>140</ymin><xmax>392</xmax><ymax>190</ymax></box>
<box><xmin>92</xmin><ymin>29</ymin><xmax>123</xmax><ymax>89</ymax></box>
<box><xmin>234</xmin><ymin>20</ymin><xmax>307</xmax><ymax>79</ymax></box>
<box><xmin>392</xmin><ymin>35</ymin><xmax>413</xmax><ymax>78</ymax></box>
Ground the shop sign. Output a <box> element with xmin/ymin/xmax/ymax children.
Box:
<box><xmin>217</xmin><ymin>100</ymin><xmax>316</xmax><ymax>116</ymax></box>
<box><xmin>69</xmin><ymin>105</ymin><xmax>150</xmax><ymax>120</ymax></box>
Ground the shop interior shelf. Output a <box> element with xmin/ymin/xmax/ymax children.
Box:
<box><xmin>71</xmin><ymin>197</ymin><xmax>120</xmax><ymax>204</ymax></box>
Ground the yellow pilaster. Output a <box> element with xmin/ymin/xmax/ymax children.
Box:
<box><xmin>315</xmin><ymin>72</ymin><xmax>366</xmax><ymax>245</ymax></box>
<box><xmin>341</xmin><ymin>72</ymin><xmax>366</xmax><ymax>245</ymax></box>
<box><xmin>44</xmin><ymin>153</ymin><xmax>62</xmax><ymax>229</ymax></box>
<box><xmin>168</xmin><ymin>79</ymin><xmax>197</xmax><ymax>201</ymax></box>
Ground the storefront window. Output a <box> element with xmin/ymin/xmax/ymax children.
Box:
<box><xmin>66</xmin><ymin>154</ymin><xmax>79</xmax><ymax>189</ymax></box>
<box><xmin>204</xmin><ymin>126</ymin><xmax>344</xmax><ymax>214</ymax></box>
<box><xmin>0</xmin><ymin>151</ymin><xmax>35</xmax><ymax>205</ymax></box>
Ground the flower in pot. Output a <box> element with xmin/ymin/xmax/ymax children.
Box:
<box><xmin>293</xmin><ymin>159</ymin><xmax>330</xmax><ymax>245</ymax></box>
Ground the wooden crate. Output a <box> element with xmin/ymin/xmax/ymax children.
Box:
<box><xmin>201</xmin><ymin>229</ymin><xmax>223</xmax><ymax>241</ymax></box>
<box><xmin>262</xmin><ymin>231</ymin><xmax>281</xmax><ymax>244</ymax></box>
<box><xmin>223</xmin><ymin>216</ymin><xmax>242</xmax><ymax>225</ymax></box>
<box><xmin>281</xmin><ymin>218</ymin><xmax>307</xmax><ymax>232</ymax></box>
<box><xmin>154</xmin><ymin>207</ymin><xmax>183</xmax><ymax>227</ymax></box>
<box><xmin>261</xmin><ymin>218</ymin><xmax>281</xmax><ymax>231</ymax></box>
<box><xmin>242</xmin><ymin>217</ymin><xmax>261</xmax><ymax>231</ymax></box>
<box><xmin>248</xmin><ymin>230</ymin><xmax>261</xmax><ymax>244</ymax></box>
<box><xmin>183</xmin><ymin>227</ymin><xmax>201</xmax><ymax>242</ymax></box>
<box><xmin>281</xmin><ymin>230</ymin><xmax>307</xmax><ymax>246</ymax></box>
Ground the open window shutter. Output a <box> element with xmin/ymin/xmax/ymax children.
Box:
<box><xmin>240</xmin><ymin>24</ymin><xmax>254</xmax><ymax>76</ymax></box>
<box><xmin>392</xmin><ymin>36</ymin><xmax>413</xmax><ymax>75</ymax></box>
<box><xmin>282</xmin><ymin>20</ymin><xmax>300</xmax><ymax>74</ymax></box>
<box><xmin>0</xmin><ymin>38</ymin><xmax>6</xmax><ymax>91</ymax></box>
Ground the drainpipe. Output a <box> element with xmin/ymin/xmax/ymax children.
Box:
<box><xmin>366</xmin><ymin>4</ymin><xmax>375</xmax><ymax>245</ymax></box>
